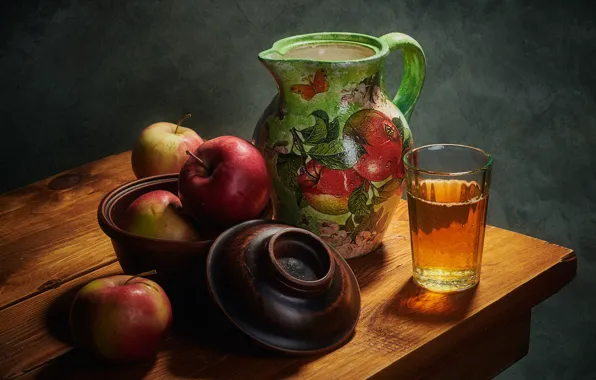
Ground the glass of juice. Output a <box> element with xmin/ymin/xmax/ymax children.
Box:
<box><xmin>404</xmin><ymin>144</ymin><xmax>493</xmax><ymax>293</ymax></box>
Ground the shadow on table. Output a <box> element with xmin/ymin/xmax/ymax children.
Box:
<box><xmin>44</xmin><ymin>283</ymin><xmax>86</xmax><ymax>344</ymax></box>
<box><xmin>164</xmin><ymin>290</ymin><xmax>325</xmax><ymax>379</ymax></box>
<box><xmin>349</xmin><ymin>244</ymin><xmax>389</xmax><ymax>290</ymax></box>
<box><xmin>33</xmin><ymin>348</ymin><xmax>156</xmax><ymax>380</ymax></box>
<box><xmin>382</xmin><ymin>277</ymin><xmax>477</xmax><ymax>323</ymax></box>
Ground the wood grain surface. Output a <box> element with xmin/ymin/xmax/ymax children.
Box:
<box><xmin>0</xmin><ymin>263</ymin><xmax>122</xmax><ymax>380</ymax></box>
<box><xmin>0</xmin><ymin>152</ymin><xmax>577</xmax><ymax>380</ymax></box>
<box><xmin>0</xmin><ymin>152</ymin><xmax>133</xmax><ymax>310</ymax></box>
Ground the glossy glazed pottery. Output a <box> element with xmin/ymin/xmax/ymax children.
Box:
<box><xmin>206</xmin><ymin>220</ymin><xmax>361</xmax><ymax>355</ymax></box>
<box><xmin>252</xmin><ymin>32</ymin><xmax>426</xmax><ymax>259</ymax></box>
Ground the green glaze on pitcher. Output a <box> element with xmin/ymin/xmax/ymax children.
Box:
<box><xmin>253</xmin><ymin>32</ymin><xmax>426</xmax><ymax>259</ymax></box>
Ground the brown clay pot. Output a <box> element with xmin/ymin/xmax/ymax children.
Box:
<box><xmin>98</xmin><ymin>174</ymin><xmax>272</xmax><ymax>294</ymax></box>
<box><xmin>206</xmin><ymin>219</ymin><xmax>361</xmax><ymax>355</ymax></box>
<box><xmin>97</xmin><ymin>174</ymin><xmax>214</xmax><ymax>292</ymax></box>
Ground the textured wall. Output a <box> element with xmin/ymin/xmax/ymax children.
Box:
<box><xmin>1</xmin><ymin>0</ymin><xmax>595</xmax><ymax>378</ymax></box>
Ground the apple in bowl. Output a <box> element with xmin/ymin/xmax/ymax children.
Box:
<box><xmin>179</xmin><ymin>136</ymin><xmax>272</xmax><ymax>228</ymax></box>
<box><xmin>98</xmin><ymin>172</ymin><xmax>272</xmax><ymax>293</ymax></box>
<box><xmin>122</xmin><ymin>190</ymin><xmax>199</xmax><ymax>241</ymax></box>
<box><xmin>97</xmin><ymin>175</ymin><xmax>215</xmax><ymax>292</ymax></box>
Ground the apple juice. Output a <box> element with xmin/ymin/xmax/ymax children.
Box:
<box><xmin>407</xmin><ymin>179</ymin><xmax>488</xmax><ymax>292</ymax></box>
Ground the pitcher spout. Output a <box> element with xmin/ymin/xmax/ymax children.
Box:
<box><xmin>257</xmin><ymin>48</ymin><xmax>288</xmax><ymax>89</ymax></box>
<box><xmin>258</xmin><ymin>48</ymin><xmax>283</xmax><ymax>72</ymax></box>
<box><xmin>257</xmin><ymin>33</ymin><xmax>386</xmax><ymax>98</ymax></box>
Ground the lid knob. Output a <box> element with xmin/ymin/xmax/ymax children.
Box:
<box><xmin>267</xmin><ymin>228</ymin><xmax>335</xmax><ymax>293</ymax></box>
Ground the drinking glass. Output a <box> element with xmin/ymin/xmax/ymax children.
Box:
<box><xmin>404</xmin><ymin>144</ymin><xmax>493</xmax><ymax>293</ymax></box>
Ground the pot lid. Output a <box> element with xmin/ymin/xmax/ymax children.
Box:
<box><xmin>205</xmin><ymin>220</ymin><xmax>361</xmax><ymax>355</ymax></box>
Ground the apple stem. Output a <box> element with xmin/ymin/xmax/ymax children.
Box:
<box><xmin>175</xmin><ymin>113</ymin><xmax>192</xmax><ymax>134</ymax></box>
<box><xmin>185</xmin><ymin>150</ymin><xmax>208</xmax><ymax>171</ymax></box>
<box><xmin>124</xmin><ymin>269</ymin><xmax>158</xmax><ymax>285</ymax></box>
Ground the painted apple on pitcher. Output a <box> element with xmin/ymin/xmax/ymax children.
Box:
<box><xmin>253</xmin><ymin>32</ymin><xmax>425</xmax><ymax>259</ymax></box>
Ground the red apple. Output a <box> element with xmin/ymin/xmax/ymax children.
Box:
<box><xmin>122</xmin><ymin>190</ymin><xmax>199</xmax><ymax>241</ymax></box>
<box><xmin>131</xmin><ymin>114</ymin><xmax>204</xmax><ymax>179</ymax></box>
<box><xmin>178</xmin><ymin>136</ymin><xmax>271</xmax><ymax>227</ymax></box>
<box><xmin>343</xmin><ymin>109</ymin><xmax>402</xmax><ymax>182</ymax></box>
<box><xmin>69</xmin><ymin>272</ymin><xmax>172</xmax><ymax>362</ymax></box>
<box><xmin>298</xmin><ymin>160</ymin><xmax>364</xmax><ymax>215</ymax></box>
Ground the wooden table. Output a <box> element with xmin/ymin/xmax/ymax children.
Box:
<box><xmin>0</xmin><ymin>152</ymin><xmax>576</xmax><ymax>380</ymax></box>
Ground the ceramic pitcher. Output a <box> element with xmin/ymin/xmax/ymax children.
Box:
<box><xmin>252</xmin><ymin>32</ymin><xmax>426</xmax><ymax>259</ymax></box>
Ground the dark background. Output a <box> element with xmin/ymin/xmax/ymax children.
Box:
<box><xmin>1</xmin><ymin>0</ymin><xmax>595</xmax><ymax>378</ymax></box>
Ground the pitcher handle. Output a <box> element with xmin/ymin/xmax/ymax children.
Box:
<box><xmin>379</xmin><ymin>33</ymin><xmax>426</xmax><ymax>121</ymax></box>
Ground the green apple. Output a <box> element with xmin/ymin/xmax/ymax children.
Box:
<box><xmin>131</xmin><ymin>114</ymin><xmax>204</xmax><ymax>178</ymax></box>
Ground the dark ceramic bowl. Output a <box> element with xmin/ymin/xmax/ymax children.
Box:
<box><xmin>206</xmin><ymin>220</ymin><xmax>361</xmax><ymax>355</ymax></box>
<box><xmin>97</xmin><ymin>173</ymin><xmax>271</xmax><ymax>293</ymax></box>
